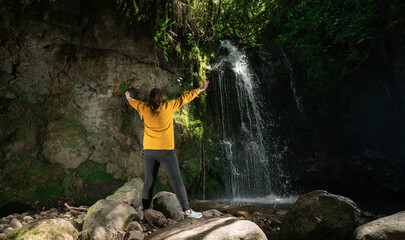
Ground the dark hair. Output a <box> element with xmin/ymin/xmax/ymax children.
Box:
<box><xmin>147</xmin><ymin>88</ymin><xmax>164</xmax><ymax>116</ymax></box>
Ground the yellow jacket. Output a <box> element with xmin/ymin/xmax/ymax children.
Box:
<box><xmin>128</xmin><ymin>88</ymin><xmax>201</xmax><ymax>150</ymax></box>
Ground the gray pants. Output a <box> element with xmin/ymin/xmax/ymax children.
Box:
<box><xmin>142</xmin><ymin>149</ymin><xmax>190</xmax><ymax>211</ymax></box>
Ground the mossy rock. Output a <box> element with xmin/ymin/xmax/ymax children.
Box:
<box><xmin>281</xmin><ymin>190</ymin><xmax>361</xmax><ymax>240</ymax></box>
<box><xmin>42</xmin><ymin>117</ymin><xmax>92</xmax><ymax>169</ymax></box>
<box><xmin>5</xmin><ymin>218</ymin><xmax>79</xmax><ymax>240</ymax></box>
<box><xmin>105</xmin><ymin>177</ymin><xmax>143</xmax><ymax>207</ymax></box>
<box><xmin>83</xmin><ymin>199</ymin><xmax>138</xmax><ymax>231</ymax></box>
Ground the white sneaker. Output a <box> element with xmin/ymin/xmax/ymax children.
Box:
<box><xmin>185</xmin><ymin>209</ymin><xmax>202</xmax><ymax>219</ymax></box>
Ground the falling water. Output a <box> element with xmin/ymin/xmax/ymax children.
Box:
<box><xmin>215</xmin><ymin>41</ymin><xmax>287</xmax><ymax>198</ymax></box>
<box><xmin>279</xmin><ymin>48</ymin><xmax>304</xmax><ymax>113</ymax></box>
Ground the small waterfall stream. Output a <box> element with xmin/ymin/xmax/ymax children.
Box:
<box><xmin>214</xmin><ymin>41</ymin><xmax>293</xmax><ymax>201</ymax></box>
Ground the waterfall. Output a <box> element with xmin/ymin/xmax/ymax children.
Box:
<box><xmin>279</xmin><ymin>48</ymin><xmax>304</xmax><ymax>113</ymax></box>
<box><xmin>215</xmin><ymin>41</ymin><xmax>287</xmax><ymax>199</ymax></box>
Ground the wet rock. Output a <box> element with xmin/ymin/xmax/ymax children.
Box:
<box><xmin>3</xmin><ymin>227</ymin><xmax>13</xmax><ymax>234</ymax></box>
<box><xmin>21</xmin><ymin>212</ymin><xmax>30</xmax><ymax>217</ymax></box>
<box><xmin>144</xmin><ymin>209</ymin><xmax>167</xmax><ymax>227</ymax></box>
<box><xmin>4</xmin><ymin>219</ymin><xmax>78</xmax><ymax>240</ymax></box>
<box><xmin>126</xmin><ymin>230</ymin><xmax>144</xmax><ymax>240</ymax></box>
<box><xmin>83</xmin><ymin>199</ymin><xmax>138</xmax><ymax>231</ymax></box>
<box><xmin>354</xmin><ymin>210</ymin><xmax>405</xmax><ymax>240</ymax></box>
<box><xmin>281</xmin><ymin>190</ymin><xmax>360</xmax><ymax>240</ymax></box>
<box><xmin>145</xmin><ymin>217</ymin><xmax>266</xmax><ymax>240</ymax></box>
<box><xmin>151</xmin><ymin>191</ymin><xmax>184</xmax><ymax>222</ymax></box>
<box><xmin>361</xmin><ymin>211</ymin><xmax>374</xmax><ymax>218</ymax></box>
<box><xmin>48</xmin><ymin>208</ymin><xmax>57</xmax><ymax>212</ymax></box>
<box><xmin>201</xmin><ymin>209</ymin><xmax>224</xmax><ymax>218</ymax></box>
<box><xmin>81</xmin><ymin>226</ymin><xmax>125</xmax><ymax>240</ymax></box>
<box><xmin>253</xmin><ymin>211</ymin><xmax>261</xmax><ymax>216</ymax></box>
<box><xmin>50</xmin><ymin>212</ymin><xmax>59</xmax><ymax>217</ymax></box>
<box><xmin>270</xmin><ymin>219</ymin><xmax>281</xmax><ymax>227</ymax></box>
<box><xmin>126</xmin><ymin>221</ymin><xmax>143</xmax><ymax>232</ymax></box>
<box><xmin>106</xmin><ymin>178</ymin><xmax>144</xmax><ymax>208</ymax></box>
<box><xmin>167</xmin><ymin>219</ymin><xmax>177</xmax><ymax>226</ymax></box>
<box><xmin>275</xmin><ymin>210</ymin><xmax>286</xmax><ymax>216</ymax></box>
<box><xmin>9</xmin><ymin>219</ymin><xmax>22</xmax><ymax>229</ymax></box>
<box><xmin>23</xmin><ymin>216</ymin><xmax>34</xmax><ymax>222</ymax></box>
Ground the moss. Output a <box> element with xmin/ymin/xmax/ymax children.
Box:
<box><xmin>0</xmin><ymin>116</ymin><xmax>7</xmax><ymax>125</ymax></box>
<box><xmin>76</xmin><ymin>160</ymin><xmax>117</xmax><ymax>183</ymax></box>
<box><xmin>6</xmin><ymin>219</ymin><xmax>78</xmax><ymax>240</ymax></box>
<box><xmin>85</xmin><ymin>201</ymin><xmax>101</xmax><ymax>221</ymax></box>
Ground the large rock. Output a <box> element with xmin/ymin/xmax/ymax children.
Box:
<box><xmin>281</xmin><ymin>190</ymin><xmax>361</xmax><ymax>240</ymax></box>
<box><xmin>83</xmin><ymin>199</ymin><xmax>138</xmax><ymax>232</ymax></box>
<box><xmin>81</xmin><ymin>226</ymin><xmax>126</xmax><ymax>240</ymax></box>
<box><xmin>152</xmin><ymin>191</ymin><xmax>184</xmax><ymax>221</ymax></box>
<box><xmin>42</xmin><ymin>117</ymin><xmax>92</xmax><ymax>169</ymax></box>
<box><xmin>354</xmin><ymin>211</ymin><xmax>405</xmax><ymax>240</ymax></box>
<box><xmin>106</xmin><ymin>178</ymin><xmax>143</xmax><ymax>207</ymax></box>
<box><xmin>145</xmin><ymin>217</ymin><xmax>267</xmax><ymax>240</ymax></box>
<box><xmin>4</xmin><ymin>219</ymin><xmax>79</xmax><ymax>240</ymax></box>
<box><xmin>144</xmin><ymin>209</ymin><xmax>167</xmax><ymax>227</ymax></box>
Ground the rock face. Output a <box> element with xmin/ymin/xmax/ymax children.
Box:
<box><xmin>354</xmin><ymin>211</ymin><xmax>405</xmax><ymax>240</ymax></box>
<box><xmin>281</xmin><ymin>190</ymin><xmax>361</xmax><ymax>240</ymax></box>
<box><xmin>144</xmin><ymin>217</ymin><xmax>267</xmax><ymax>240</ymax></box>
<box><xmin>82</xmin><ymin>199</ymin><xmax>138</xmax><ymax>239</ymax></box>
<box><xmin>106</xmin><ymin>178</ymin><xmax>144</xmax><ymax>207</ymax></box>
<box><xmin>152</xmin><ymin>191</ymin><xmax>184</xmax><ymax>221</ymax></box>
<box><xmin>0</xmin><ymin>0</ymin><xmax>189</xmax><ymax>211</ymax></box>
<box><xmin>4</xmin><ymin>218</ymin><xmax>79</xmax><ymax>240</ymax></box>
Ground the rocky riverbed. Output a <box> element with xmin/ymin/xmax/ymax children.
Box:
<box><xmin>0</xmin><ymin>201</ymin><xmax>289</xmax><ymax>240</ymax></box>
<box><xmin>1</xmin><ymin>178</ymin><xmax>405</xmax><ymax>240</ymax></box>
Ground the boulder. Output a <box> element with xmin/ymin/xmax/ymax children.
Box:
<box><xmin>42</xmin><ymin>118</ymin><xmax>92</xmax><ymax>169</ymax></box>
<box><xmin>126</xmin><ymin>230</ymin><xmax>144</xmax><ymax>240</ymax></box>
<box><xmin>126</xmin><ymin>221</ymin><xmax>143</xmax><ymax>232</ymax></box>
<box><xmin>4</xmin><ymin>219</ymin><xmax>79</xmax><ymax>240</ymax></box>
<box><xmin>354</xmin><ymin>211</ymin><xmax>405</xmax><ymax>240</ymax></box>
<box><xmin>281</xmin><ymin>190</ymin><xmax>361</xmax><ymax>240</ymax></box>
<box><xmin>83</xmin><ymin>199</ymin><xmax>138</xmax><ymax>231</ymax></box>
<box><xmin>144</xmin><ymin>209</ymin><xmax>167</xmax><ymax>227</ymax></box>
<box><xmin>80</xmin><ymin>226</ymin><xmax>126</xmax><ymax>240</ymax></box>
<box><xmin>106</xmin><ymin>178</ymin><xmax>144</xmax><ymax>207</ymax></box>
<box><xmin>152</xmin><ymin>191</ymin><xmax>184</xmax><ymax>221</ymax></box>
<box><xmin>144</xmin><ymin>217</ymin><xmax>267</xmax><ymax>240</ymax></box>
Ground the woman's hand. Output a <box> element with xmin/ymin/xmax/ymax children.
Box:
<box><xmin>125</xmin><ymin>91</ymin><xmax>132</xmax><ymax>101</ymax></box>
<box><xmin>199</xmin><ymin>80</ymin><xmax>209</xmax><ymax>92</ymax></box>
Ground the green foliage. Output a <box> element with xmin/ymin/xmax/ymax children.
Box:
<box><xmin>116</xmin><ymin>0</ymin><xmax>139</xmax><ymax>25</ymax></box>
<box><xmin>119</xmin><ymin>85</ymin><xmax>126</xmax><ymax>95</ymax></box>
<box><xmin>266</xmin><ymin>0</ymin><xmax>404</xmax><ymax>93</ymax></box>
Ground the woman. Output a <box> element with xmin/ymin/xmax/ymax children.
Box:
<box><xmin>125</xmin><ymin>80</ymin><xmax>209</xmax><ymax>218</ymax></box>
